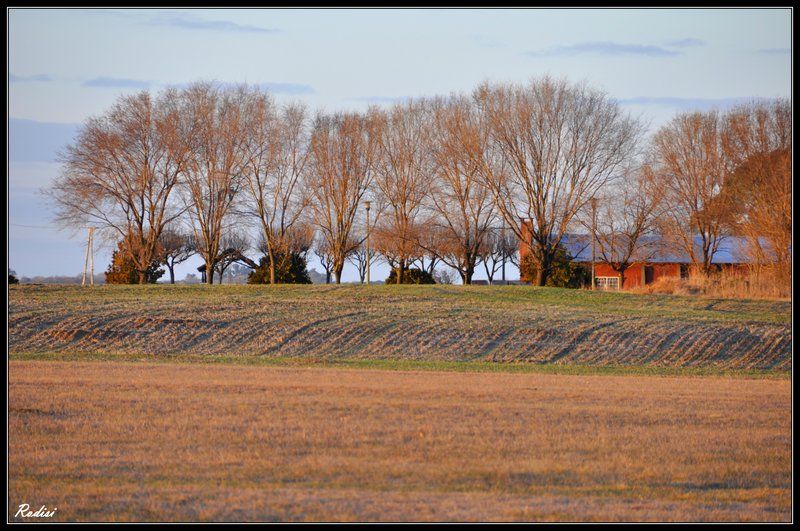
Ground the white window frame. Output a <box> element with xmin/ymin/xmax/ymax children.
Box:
<box><xmin>595</xmin><ymin>276</ymin><xmax>620</xmax><ymax>290</ymax></box>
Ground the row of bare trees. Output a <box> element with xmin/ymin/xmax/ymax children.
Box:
<box><xmin>49</xmin><ymin>78</ymin><xmax>791</xmax><ymax>288</ymax></box>
<box><xmin>586</xmin><ymin>98</ymin><xmax>791</xmax><ymax>289</ymax></box>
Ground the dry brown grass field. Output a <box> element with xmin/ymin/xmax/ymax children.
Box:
<box><xmin>8</xmin><ymin>360</ymin><xmax>791</xmax><ymax>522</ymax></box>
<box><xmin>7</xmin><ymin>285</ymin><xmax>792</xmax><ymax>522</ymax></box>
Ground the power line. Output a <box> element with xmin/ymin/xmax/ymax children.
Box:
<box><xmin>9</xmin><ymin>223</ymin><xmax>53</xmax><ymax>229</ymax></box>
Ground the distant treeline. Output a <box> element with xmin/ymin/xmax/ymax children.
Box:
<box><xmin>17</xmin><ymin>274</ymin><xmax>106</xmax><ymax>285</ymax></box>
<box><xmin>46</xmin><ymin>77</ymin><xmax>790</xmax><ymax>292</ymax></box>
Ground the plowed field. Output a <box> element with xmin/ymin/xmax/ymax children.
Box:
<box><xmin>8</xmin><ymin>284</ymin><xmax>791</xmax><ymax>370</ymax></box>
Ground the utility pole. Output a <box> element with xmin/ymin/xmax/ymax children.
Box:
<box><xmin>82</xmin><ymin>227</ymin><xmax>95</xmax><ymax>286</ymax></box>
<box><xmin>89</xmin><ymin>227</ymin><xmax>94</xmax><ymax>285</ymax></box>
<box><xmin>590</xmin><ymin>198</ymin><xmax>597</xmax><ymax>291</ymax></box>
<box><xmin>365</xmin><ymin>201</ymin><xmax>371</xmax><ymax>285</ymax></box>
<box><xmin>501</xmin><ymin>226</ymin><xmax>506</xmax><ymax>285</ymax></box>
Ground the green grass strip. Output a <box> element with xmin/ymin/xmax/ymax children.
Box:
<box><xmin>9</xmin><ymin>350</ymin><xmax>790</xmax><ymax>379</ymax></box>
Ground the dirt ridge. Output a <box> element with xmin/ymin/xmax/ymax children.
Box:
<box><xmin>8</xmin><ymin>286</ymin><xmax>791</xmax><ymax>370</ymax></box>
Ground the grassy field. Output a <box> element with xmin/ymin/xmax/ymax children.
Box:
<box><xmin>8</xmin><ymin>284</ymin><xmax>792</xmax><ymax>371</ymax></box>
<box><xmin>7</xmin><ymin>285</ymin><xmax>792</xmax><ymax>521</ymax></box>
<box><xmin>8</xmin><ymin>360</ymin><xmax>791</xmax><ymax>522</ymax></box>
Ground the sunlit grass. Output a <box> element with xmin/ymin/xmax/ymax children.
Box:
<box><xmin>8</xmin><ymin>360</ymin><xmax>792</xmax><ymax>522</ymax></box>
<box><xmin>9</xmin><ymin>350</ymin><xmax>790</xmax><ymax>379</ymax></box>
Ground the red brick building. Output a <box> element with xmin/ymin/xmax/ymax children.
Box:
<box><xmin>519</xmin><ymin>225</ymin><xmax>754</xmax><ymax>290</ymax></box>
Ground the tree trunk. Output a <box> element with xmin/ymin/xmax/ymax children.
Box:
<box><xmin>206</xmin><ymin>261</ymin><xmax>214</xmax><ymax>285</ymax></box>
<box><xmin>463</xmin><ymin>265</ymin><xmax>474</xmax><ymax>285</ymax></box>
<box><xmin>535</xmin><ymin>254</ymin><xmax>550</xmax><ymax>287</ymax></box>
<box><xmin>334</xmin><ymin>263</ymin><xmax>344</xmax><ymax>284</ymax></box>
<box><xmin>702</xmin><ymin>258</ymin><xmax>713</xmax><ymax>277</ymax></box>
<box><xmin>138</xmin><ymin>271</ymin><xmax>147</xmax><ymax>285</ymax></box>
<box><xmin>396</xmin><ymin>259</ymin><xmax>405</xmax><ymax>285</ymax></box>
<box><xmin>268</xmin><ymin>248</ymin><xmax>276</xmax><ymax>285</ymax></box>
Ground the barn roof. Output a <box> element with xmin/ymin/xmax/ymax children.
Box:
<box><xmin>560</xmin><ymin>234</ymin><xmax>765</xmax><ymax>264</ymax></box>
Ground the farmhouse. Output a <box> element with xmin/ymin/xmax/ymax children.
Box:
<box><xmin>519</xmin><ymin>227</ymin><xmax>755</xmax><ymax>290</ymax></box>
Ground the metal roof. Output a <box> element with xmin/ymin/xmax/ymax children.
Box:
<box><xmin>559</xmin><ymin>234</ymin><xmax>767</xmax><ymax>264</ymax></box>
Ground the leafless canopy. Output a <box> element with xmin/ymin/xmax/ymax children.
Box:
<box><xmin>48</xmin><ymin>77</ymin><xmax>789</xmax><ymax>290</ymax></box>
<box><xmin>591</xmin><ymin>163</ymin><xmax>663</xmax><ymax>287</ymax></box>
<box><xmin>475</xmin><ymin>77</ymin><xmax>642</xmax><ymax>285</ymax></box>
<box><xmin>180</xmin><ymin>82</ymin><xmax>251</xmax><ymax>284</ymax></box>
<box><xmin>51</xmin><ymin>89</ymin><xmax>195</xmax><ymax>283</ymax></box>
<box><xmin>722</xmin><ymin>99</ymin><xmax>791</xmax><ymax>283</ymax></box>
<box><xmin>158</xmin><ymin>228</ymin><xmax>196</xmax><ymax>284</ymax></box>
<box><xmin>426</xmin><ymin>95</ymin><xmax>496</xmax><ymax>284</ymax></box>
<box><xmin>652</xmin><ymin>110</ymin><xmax>736</xmax><ymax>275</ymax></box>
<box><xmin>309</xmin><ymin>111</ymin><xmax>380</xmax><ymax>283</ymax></box>
<box><xmin>241</xmin><ymin>93</ymin><xmax>311</xmax><ymax>284</ymax></box>
<box><xmin>372</xmin><ymin>101</ymin><xmax>432</xmax><ymax>284</ymax></box>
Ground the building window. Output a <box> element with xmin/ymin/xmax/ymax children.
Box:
<box><xmin>595</xmin><ymin>277</ymin><xmax>620</xmax><ymax>290</ymax></box>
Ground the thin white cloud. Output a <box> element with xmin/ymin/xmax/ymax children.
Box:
<box><xmin>756</xmin><ymin>48</ymin><xmax>790</xmax><ymax>55</ymax></box>
<box><xmin>83</xmin><ymin>77</ymin><xmax>151</xmax><ymax>89</ymax></box>
<box><xmin>665</xmin><ymin>38</ymin><xmax>706</xmax><ymax>48</ymax></box>
<box><xmin>527</xmin><ymin>41</ymin><xmax>681</xmax><ymax>58</ymax></box>
<box><xmin>257</xmin><ymin>82</ymin><xmax>315</xmax><ymax>95</ymax></box>
<box><xmin>351</xmin><ymin>96</ymin><xmax>408</xmax><ymax>104</ymax></box>
<box><xmin>103</xmin><ymin>10</ymin><xmax>279</xmax><ymax>34</ymax></box>
<box><xmin>617</xmin><ymin>96</ymin><xmax>761</xmax><ymax>111</ymax></box>
<box><xmin>163</xmin><ymin>80</ymin><xmax>315</xmax><ymax>95</ymax></box>
<box><xmin>151</xmin><ymin>11</ymin><xmax>278</xmax><ymax>33</ymax></box>
<box><xmin>9</xmin><ymin>73</ymin><xmax>53</xmax><ymax>83</ymax></box>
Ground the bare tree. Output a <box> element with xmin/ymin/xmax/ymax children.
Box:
<box><xmin>722</xmin><ymin>99</ymin><xmax>791</xmax><ymax>287</ymax></box>
<box><xmin>474</xmin><ymin>77</ymin><xmax>642</xmax><ymax>286</ymax></box>
<box><xmin>158</xmin><ymin>228</ymin><xmax>196</xmax><ymax>284</ymax></box>
<box><xmin>255</xmin><ymin>222</ymin><xmax>313</xmax><ymax>279</ymax></box>
<box><xmin>181</xmin><ymin>83</ymin><xmax>250</xmax><ymax>284</ymax></box>
<box><xmin>50</xmin><ymin>88</ymin><xmax>194</xmax><ymax>284</ymax></box>
<box><xmin>411</xmin><ymin>222</ymin><xmax>446</xmax><ymax>277</ymax></box>
<box><xmin>242</xmin><ymin>93</ymin><xmax>311</xmax><ymax>284</ymax></box>
<box><xmin>313</xmin><ymin>236</ymin><xmax>336</xmax><ymax>284</ymax></box>
<box><xmin>309</xmin><ymin>111</ymin><xmax>381</xmax><ymax>283</ymax></box>
<box><xmin>652</xmin><ymin>109</ymin><xmax>734</xmax><ymax>276</ymax></box>
<box><xmin>411</xmin><ymin>246</ymin><xmax>439</xmax><ymax>277</ymax></box>
<box><xmin>346</xmin><ymin>239</ymin><xmax>380</xmax><ymax>284</ymax></box>
<box><xmin>214</xmin><ymin>230</ymin><xmax>251</xmax><ymax>284</ymax></box>
<box><xmin>426</xmin><ymin>95</ymin><xmax>496</xmax><ymax>284</ymax></box>
<box><xmin>373</xmin><ymin>101</ymin><xmax>432</xmax><ymax>284</ymax></box>
<box><xmin>433</xmin><ymin>267</ymin><xmax>457</xmax><ymax>285</ymax></box>
<box><xmin>591</xmin><ymin>164</ymin><xmax>663</xmax><ymax>288</ymax></box>
<box><xmin>478</xmin><ymin>227</ymin><xmax>518</xmax><ymax>284</ymax></box>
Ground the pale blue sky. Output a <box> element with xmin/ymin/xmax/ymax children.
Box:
<box><xmin>8</xmin><ymin>8</ymin><xmax>792</xmax><ymax>281</ymax></box>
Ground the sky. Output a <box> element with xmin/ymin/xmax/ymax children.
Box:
<box><xmin>7</xmin><ymin>8</ymin><xmax>792</xmax><ymax>282</ymax></box>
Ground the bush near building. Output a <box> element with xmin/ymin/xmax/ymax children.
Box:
<box><xmin>519</xmin><ymin>245</ymin><xmax>590</xmax><ymax>288</ymax></box>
